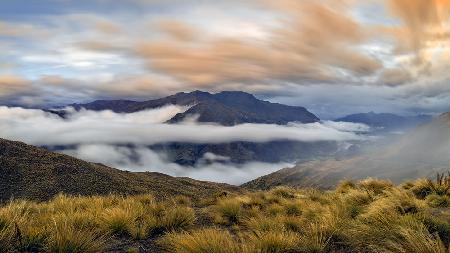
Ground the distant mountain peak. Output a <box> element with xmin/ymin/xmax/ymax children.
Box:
<box><xmin>65</xmin><ymin>90</ymin><xmax>319</xmax><ymax>126</ymax></box>
<box><xmin>216</xmin><ymin>90</ymin><xmax>256</xmax><ymax>97</ymax></box>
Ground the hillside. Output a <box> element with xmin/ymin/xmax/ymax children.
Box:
<box><xmin>151</xmin><ymin>140</ymin><xmax>338</xmax><ymax>165</ymax></box>
<box><xmin>69</xmin><ymin>90</ymin><xmax>319</xmax><ymax>125</ymax></box>
<box><xmin>0</xmin><ymin>138</ymin><xmax>240</xmax><ymax>202</ymax></box>
<box><xmin>244</xmin><ymin>111</ymin><xmax>450</xmax><ymax>190</ymax></box>
<box><xmin>1</xmin><ymin>177</ymin><xmax>450</xmax><ymax>252</ymax></box>
<box><xmin>336</xmin><ymin>112</ymin><xmax>431</xmax><ymax>132</ymax></box>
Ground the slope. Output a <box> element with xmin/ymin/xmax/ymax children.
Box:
<box><xmin>0</xmin><ymin>138</ymin><xmax>240</xmax><ymax>202</ymax></box>
<box><xmin>244</xmin><ymin>112</ymin><xmax>450</xmax><ymax>190</ymax></box>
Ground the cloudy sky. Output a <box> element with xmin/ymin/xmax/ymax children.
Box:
<box><xmin>1</xmin><ymin>0</ymin><xmax>450</xmax><ymax>118</ymax></box>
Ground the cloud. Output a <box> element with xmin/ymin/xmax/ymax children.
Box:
<box><xmin>322</xmin><ymin>120</ymin><xmax>371</xmax><ymax>132</ymax></box>
<box><xmin>0</xmin><ymin>105</ymin><xmax>369</xmax><ymax>184</ymax></box>
<box><xmin>62</xmin><ymin>144</ymin><xmax>292</xmax><ymax>184</ymax></box>
<box><xmin>95</xmin><ymin>19</ymin><xmax>122</xmax><ymax>34</ymax></box>
<box><xmin>156</xmin><ymin>20</ymin><xmax>198</xmax><ymax>41</ymax></box>
<box><xmin>3</xmin><ymin>0</ymin><xmax>450</xmax><ymax>117</ymax></box>
<box><xmin>135</xmin><ymin>0</ymin><xmax>382</xmax><ymax>86</ymax></box>
<box><xmin>385</xmin><ymin>0</ymin><xmax>450</xmax><ymax>77</ymax></box>
<box><xmin>378</xmin><ymin>68</ymin><xmax>413</xmax><ymax>86</ymax></box>
<box><xmin>0</xmin><ymin>21</ymin><xmax>50</xmax><ymax>38</ymax></box>
<box><xmin>387</xmin><ymin>0</ymin><xmax>450</xmax><ymax>53</ymax></box>
<box><xmin>0</xmin><ymin>75</ymin><xmax>31</xmax><ymax>96</ymax></box>
<box><xmin>0</xmin><ymin>106</ymin><xmax>364</xmax><ymax>146</ymax></box>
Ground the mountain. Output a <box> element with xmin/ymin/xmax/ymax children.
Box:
<box><xmin>45</xmin><ymin>91</ymin><xmax>335</xmax><ymax>165</ymax></box>
<box><xmin>0</xmin><ymin>138</ymin><xmax>240</xmax><ymax>202</ymax></box>
<box><xmin>243</xmin><ymin>111</ymin><xmax>450</xmax><ymax>190</ymax></box>
<box><xmin>150</xmin><ymin>140</ymin><xmax>339</xmax><ymax>165</ymax></box>
<box><xmin>69</xmin><ymin>90</ymin><xmax>319</xmax><ymax>125</ymax></box>
<box><xmin>335</xmin><ymin>112</ymin><xmax>432</xmax><ymax>132</ymax></box>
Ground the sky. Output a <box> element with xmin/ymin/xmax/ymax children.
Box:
<box><xmin>1</xmin><ymin>0</ymin><xmax>450</xmax><ymax>118</ymax></box>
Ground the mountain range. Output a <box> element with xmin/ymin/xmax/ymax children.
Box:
<box><xmin>2</xmin><ymin>102</ymin><xmax>450</xmax><ymax>200</ymax></box>
<box><xmin>2</xmin><ymin>109</ymin><xmax>449</xmax><ymax>200</ymax></box>
<box><xmin>42</xmin><ymin>91</ymin><xmax>434</xmax><ymax>166</ymax></box>
<box><xmin>46</xmin><ymin>91</ymin><xmax>338</xmax><ymax>165</ymax></box>
<box><xmin>68</xmin><ymin>90</ymin><xmax>319</xmax><ymax>125</ymax></box>
<box><xmin>336</xmin><ymin>112</ymin><xmax>432</xmax><ymax>132</ymax></box>
<box><xmin>244</xmin><ymin>111</ymin><xmax>450</xmax><ymax>190</ymax></box>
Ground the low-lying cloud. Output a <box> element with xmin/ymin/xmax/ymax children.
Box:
<box><xmin>0</xmin><ymin>106</ymin><xmax>366</xmax><ymax>146</ymax></box>
<box><xmin>62</xmin><ymin>144</ymin><xmax>293</xmax><ymax>185</ymax></box>
<box><xmin>0</xmin><ymin>105</ymin><xmax>368</xmax><ymax>184</ymax></box>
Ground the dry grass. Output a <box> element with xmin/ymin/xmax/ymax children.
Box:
<box><xmin>1</xmin><ymin>177</ymin><xmax>450</xmax><ymax>252</ymax></box>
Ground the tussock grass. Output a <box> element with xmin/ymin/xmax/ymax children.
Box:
<box><xmin>212</xmin><ymin>198</ymin><xmax>243</xmax><ymax>225</ymax></box>
<box><xmin>249</xmin><ymin>231</ymin><xmax>299</xmax><ymax>253</ymax></box>
<box><xmin>0</xmin><ymin>194</ymin><xmax>195</xmax><ymax>252</ymax></box>
<box><xmin>2</xmin><ymin>176</ymin><xmax>450</xmax><ymax>252</ymax></box>
<box><xmin>161</xmin><ymin>229</ymin><xmax>245</xmax><ymax>253</ymax></box>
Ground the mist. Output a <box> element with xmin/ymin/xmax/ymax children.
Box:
<box><xmin>62</xmin><ymin>144</ymin><xmax>293</xmax><ymax>184</ymax></box>
<box><xmin>0</xmin><ymin>106</ymin><xmax>368</xmax><ymax>146</ymax></box>
<box><xmin>0</xmin><ymin>105</ymin><xmax>370</xmax><ymax>184</ymax></box>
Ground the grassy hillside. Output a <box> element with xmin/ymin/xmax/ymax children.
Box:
<box><xmin>1</xmin><ymin>176</ymin><xmax>450</xmax><ymax>252</ymax></box>
<box><xmin>0</xmin><ymin>138</ymin><xmax>240</xmax><ymax>202</ymax></box>
<box><xmin>244</xmin><ymin>112</ymin><xmax>450</xmax><ymax>191</ymax></box>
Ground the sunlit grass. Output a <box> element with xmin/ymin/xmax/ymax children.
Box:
<box><xmin>1</xmin><ymin>177</ymin><xmax>450</xmax><ymax>252</ymax></box>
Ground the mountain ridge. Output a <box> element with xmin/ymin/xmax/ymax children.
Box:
<box><xmin>0</xmin><ymin>138</ymin><xmax>241</xmax><ymax>202</ymax></box>
<box><xmin>244</xmin><ymin>110</ymin><xmax>450</xmax><ymax>190</ymax></box>
<box><xmin>336</xmin><ymin>111</ymin><xmax>432</xmax><ymax>131</ymax></box>
<box><xmin>68</xmin><ymin>90</ymin><xmax>320</xmax><ymax>126</ymax></box>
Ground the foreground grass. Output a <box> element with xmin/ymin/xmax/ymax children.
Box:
<box><xmin>2</xmin><ymin>175</ymin><xmax>450</xmax><ymax>252</ymax></box>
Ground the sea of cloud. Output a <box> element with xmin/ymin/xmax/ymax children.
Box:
<box><xmin>0</xmin><ymin>105</ymin><xmax>369</xmax><ymax>184</ymax></box>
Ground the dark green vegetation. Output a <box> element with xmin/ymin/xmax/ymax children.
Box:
<box><xmin>0</xmin><ymin>138</ymin><xmax>240</xmax><ymax>202</ymax></box>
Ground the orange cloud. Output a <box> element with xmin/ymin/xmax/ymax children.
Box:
<box><xmin>95</xmin><ymin>20</ymin><xmax>121</xmax><ymax>34</ymax></box>
<box><xmin>0</xmin><ymin>75</ymin><xmax>30</xmax><ymax>96</ymax></box>
<box><xmin>135</xmin><ymin>0</ymin><xmax>381</xmax><ymax>86</ymax></box>
<box><xmin>156</xmin><ymin>20</ymin><xmax>198</xmax><ymax>41</ymax></box>
<box><xmin>388</xmin><ymin>0</ymin><xmax>450</xmax><ymax>54</ymax></box>
<box><xmin>378</xmin><ymin>68</ymin><xmax>413</xmax><ymax>86</ymax></box>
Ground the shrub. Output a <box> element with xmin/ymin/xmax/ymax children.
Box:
<box><xmin>298</xmin><ymin>222</ymin><xmax>332</xmax><ymax>253</ymax></box>
<box><xmin>336</xmin><ymin>180</ymin><xmax>356</xmax><ymax>193</ymax></box>
<box><xmin>249</xmin><ymin>231</ymin><xmax>299</xmax><ymax>253</ymax></box>
<box><xmin>364</xmin><ymin>188</ymin><xmax>425</xmax><ymax>217</ymax></box>
<box><xmin>426</xmin><ymin>194</ymin><xmax>450</xmax><ymax>208</ymax></box>
<box><xmin>245</xmin><ymin>216</ymin><xmax>284</xmax><ymax>233</ymax></box>
<box><xmin>170</xmin><ymin>196</ymin><xmax>192</xmax><ymax>207</ymax></box>
<box><xmin>213</xmin><ymin>199</ymin><xmax>242</xmax><ymax>225</ymax></box>
<box><xmin>283</xmin><ymin>203</ymin><xmax>302</xmax><ymax>216</ymax></box>
<box><xmin>101</xmin><ymin>208</ymin><xmax>135</xmax><ymax>236</ymax></box>
<box><xmin>0</xmin><ymin>222</ymin><xmax>16</xmax><ymax>253</ymax></box>
<box><xmin>281</xmin><ymin>216</ymin><xmax>303</xmax><ymax>233</ymax></box>
<box><xmin>162</xmin><ymin>229</ymin><xmax>244</xmax><ymax>253</ymax></box>
<box><xmin>46</xmin><ymin>219</ymin><xmax>105</xmax><ymax>253</ymax></box>
<box><xmin>158</xmin><ymin>206</ymin><xmax>195</xmax><ymax>232</ymax></box>
<box><xmin>343</xmin><ymin>189</ymin><xmax>373</xmax><ymax>206</ymax></box>
<box><xmin>357</xmin><ymin>178</ymin><xmax>393</xmax><ymax>195</ymax></box>
<box><xmin>17</xmin><ymin>225</ymin><xmax>48</xmax><ymax>252</ymax></box>
<box><xmin>391</xmin><ymin>216</ymin><xmax>447</xmax><ymax>253</ymax></box>
<box><xmin>410</xmin><ymin>179</ymin><xmax>434</xmax><ymax>199</ymax></box>
<box><xmin>270</xmin><ymin>187</ymin><xmax>296</xmax><ymax>199</ymax></box>
<box><xmin>419</xmin><ymin>214</ymin><xmax>450</xmax><ymax>245</ymax></box>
